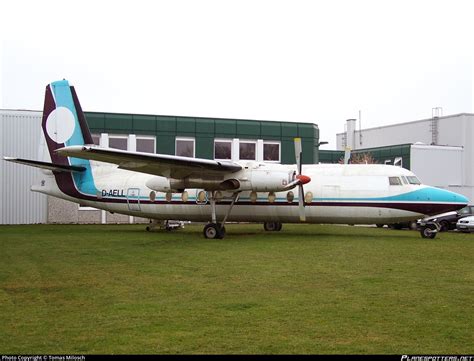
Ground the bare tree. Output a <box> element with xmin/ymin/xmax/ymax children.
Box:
<box><xmin>339</xmin><ymin>152</ymin><xmax>378</xmax><ymax>164</ymax></box>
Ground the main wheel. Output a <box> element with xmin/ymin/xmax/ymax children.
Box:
<box><xmin>264</xmin><ymin>222</ymin><xmax>282</xmax><ymax>231</ymax></box>
<box><xmin>203</xmin><ymin>223</ymin><xmax>225</xmax><ymax>239</ymax></box>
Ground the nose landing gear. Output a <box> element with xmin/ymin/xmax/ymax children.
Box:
<box><xmin>419</xmin><ymin>221</ymin><xmax>439</xmax><ymax>239</ymax></box>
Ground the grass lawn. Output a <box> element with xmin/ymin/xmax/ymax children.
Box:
<box><xmin>0</xmin><ymin>223</ymin><xmax>473</xmax><ymax>354</ymax></box>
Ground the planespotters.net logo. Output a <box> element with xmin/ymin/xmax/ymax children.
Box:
<box><xmin>402</xmin><ymin>356</ymin><xmax>474</xmax><ymax>361</ymax></box>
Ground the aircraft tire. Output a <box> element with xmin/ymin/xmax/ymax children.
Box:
<box><xmin>204</xmin><ymin>223</ymin><xmax>226</xmax><ymax>239</ymax></box>
<box><xmin>420</xmin><ymin>225</ymin><xmax>437</xmax><ymax>239</ymax></box>
<box><xmin>264</xmin><ymin>222</ymin><xmax>282</xmax><ymax>232</ymax></box>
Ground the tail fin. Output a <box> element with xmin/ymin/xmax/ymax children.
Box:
<box><xmin>42</xmin><ymin>80</ymin><xmax>93</xmax><ymax>166</ymax></box>
<box><xmin>4</xmin><ymin>80</ymin><xmax>99</xmax><ymax>199</ymax></box>
<box><xmin>41</xmin><ymin>80</ymin><xmax>99</xmax><ymax>198</ymax></box>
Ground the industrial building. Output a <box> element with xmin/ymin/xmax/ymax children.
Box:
<box><xmin>1</xmin><ymin>109</ymin><xmax>320</xmax><ymax>224</ymax></box>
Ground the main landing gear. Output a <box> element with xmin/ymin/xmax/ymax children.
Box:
<box><xmin>203</xmin><ymin>191</ymin><xmax>240</xmax><ymax>239</ymax></box>
<box><xmin>263</xmin><ymin>222</ymin><xmax>283</xmax><ymax>232</ymax></box>
<box><xmin>203</xmin><ymin>223</ymin><xmax>226</xmax><ymax>239</ymax></box>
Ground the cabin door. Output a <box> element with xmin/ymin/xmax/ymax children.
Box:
<box><xmin>127</xmin><ymin>188</ymin><xmax>141</xmax><ymax>212</ymax></box>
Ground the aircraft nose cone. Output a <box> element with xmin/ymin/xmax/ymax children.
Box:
<box><xmin>296</xmin><ymin>175</ymin><xmax>311</xmax><ymax>185</ymax></box>
<box><xmin>455</xmin><ymin>192</ymin><xmax>469</xmax><ymax>205</ymax></box>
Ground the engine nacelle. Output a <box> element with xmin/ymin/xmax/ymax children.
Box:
<box><xmin>249</xmin><ymin>170</ymin><xmax>293</xmax><ymax>192</ymax></box>
<box><xmin>145</xmin><ymin>170</ymin><xmax>296</xmax><ymax>193</ymax></box>
<box><xmin>146</xmin><ymin>176</ymin><xmax>230</xmax><ymax>192</ymax></box>
<box><xmin>225</xmin><ymin>170</ymin><xmax>293</xmax><ymax>192</ymax></box>
<box><xmin>145</xmin><ymin>177</ymin><xmax>174</xmax><ymax>192</ymax></box>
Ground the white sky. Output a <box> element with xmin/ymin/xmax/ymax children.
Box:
<box><xmin>1</xmin><ymin>0</ymin><xmax>473</xmax><ymax>149</ymax></box>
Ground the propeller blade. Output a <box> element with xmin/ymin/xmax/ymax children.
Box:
<box><xmin>294</xmin><ymin>137</ymin><xmax>302</xmax><ymax>175</ymax></box>
<box><xmin>294</xmin><ymin>137</ymin><xmax>308</xmax><ymax>222</ymax></box>
<box><xmin>344</xmin><ymin>146</ymin><xmax>351</xmax><ymax>164</ymax></box>
<box><xmin>299</xmin><ymin>184</ymin><xmax>306</xmax><ymax>222</ymax></box>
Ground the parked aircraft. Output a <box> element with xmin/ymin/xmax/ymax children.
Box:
<box><xmin>4</xmin><ymin>80</ymin><xmax>469</xmax><ymax>239</ymax></box>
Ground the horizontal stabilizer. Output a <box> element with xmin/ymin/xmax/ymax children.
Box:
<box><xmin>3</xmin><ymin>157</ymin><xmax>86</xmax><ymax>173</ymax></box>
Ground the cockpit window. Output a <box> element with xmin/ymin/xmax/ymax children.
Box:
<box><xmin>407</xmin><ymin>176</ymin><xmax>421</xmax><ymax>185</ymax></box>
<box><xmin>389</xmin><ymin>177</ymin><xmax>402</xmax><ymax>185</ymax></box>
<box><xmin>401</xmin><ymin>176</ymin><xmax>408</xmax><ymax>184</ymax></box>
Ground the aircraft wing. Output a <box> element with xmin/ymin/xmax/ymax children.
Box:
<box><xmin>56</xmin><ymin>145</ymin><xmax>242</xmax><ymax>178</ymax></box>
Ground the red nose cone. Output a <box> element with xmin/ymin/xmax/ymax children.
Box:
<box><xmin>296</xmin><ymin>174</ymin><xmax>311</xmax><ymax>184</ymax></box>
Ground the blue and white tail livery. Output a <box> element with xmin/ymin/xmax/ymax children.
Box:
<box><xmin>4</xmin><ymin>80</ymin><xmax>469</xmax><ymax>239</ymax></box>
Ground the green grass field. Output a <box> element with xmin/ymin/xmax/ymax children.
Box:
<box><xmin>1</xmin><ymin>223</ymin><xmax>473</xmax><ymax>354</ymax></box>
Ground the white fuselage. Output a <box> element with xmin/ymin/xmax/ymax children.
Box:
<box><xmin>33</xmin><ymin>162</ymin><xmax>465</xmax><ymax>225</ymax></box>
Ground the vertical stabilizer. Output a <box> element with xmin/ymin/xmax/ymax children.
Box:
<box><xmin>41</xmin><ymin>80</ymin><xmax>98</xmax><ymax>197</ymax></box>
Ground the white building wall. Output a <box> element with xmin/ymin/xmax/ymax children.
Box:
<box><xmin>336</xmin><ymin>113</ymin><xmax>474</xmax><ymax>203</ymax></box>
<box><xmin>437</xmin><ymin>114</ymin><xmax>474</xmax><ymax>189</ymax></box>
<box><xmin>337</xmin><ymin>119</ymin><xmax>430</xmax><ymax>149</ymax></box>
<box><xmin>336</xmin><ymin>114</ymin><xmax>474</xmax><ymax>150</ymax></box>
<box><xmin>1</xmin><ymin>110</ymin><xmax>47</xmax><ymax>224</ymax></box>
<box><xmin>410</xmin><ymin>145</ymin><xmax>463</xmax><ymax>186</ymax></box>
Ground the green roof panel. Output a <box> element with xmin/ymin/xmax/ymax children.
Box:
<box><xmin>133</xmin><ymin>115</ymin><xmax>156</xmax><ymax>132</ymax></box>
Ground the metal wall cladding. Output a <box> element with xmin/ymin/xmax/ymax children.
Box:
<box><xmin>1</xmin><ymin>110</ymin><xmax>47</xmax><ymax>224</ymax></box>
<box><xmin>320</xmin><ymin>144</ymin><xmax>411</xmax><ymax>168</ymax></box>
<box><xmin>85</xmin><ymin>111</ymin><xmax>320</xmax><ymax>163</ymax></box>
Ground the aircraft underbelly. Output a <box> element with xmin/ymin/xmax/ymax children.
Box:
<box><xmin>96</xmin><ymin>202</ymin><xmax>421</xmax><ymax>224</ymax></box>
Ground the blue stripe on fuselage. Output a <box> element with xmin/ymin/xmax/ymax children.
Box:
<box><xmin>319</xmin><ymin>187</ymin><xmax>468</xmax><ymax>204</ymax></box>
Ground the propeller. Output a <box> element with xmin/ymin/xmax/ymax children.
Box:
<box><xmin>294</xmin><ymin>138</ymin><xmax>311</xmax><ymax>221</ymax></box>
<box><xmin>344</xmin><ymin>146</ymin><xmax>351</xmax><ymax>164</ymax></box>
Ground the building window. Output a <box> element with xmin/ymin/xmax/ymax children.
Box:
<box><xmin>239</xmin><ymin>141</ymin><xmax>256</xmax><ymax>160</ymax></box>
<box><xmin>176</xmin><ymin>137</ymin><xmax>195</xmax><ymax>157</ymax></box>
<box><xmin>263</xmin><ymin>142</ymin><xmax>280</xmax><ymax>162</ymax></box>
<box><xmin>109</xmin><ymin>135</ymin><xmax>128</xmax><ymax>150</ymax></box>
<box><xmin>137</xmin><ymin>136</ymin><xmax>156</xmax><ymax>154</ymax></box>
<box><xmin>214</xmin><ymin>139</ymin><xmax>232</xmax><ymax>160</ymax></box>
<box><xmin>91</xmin><ymin>134</ymin><xmax>100</xmax><ymax>146</ymax></box>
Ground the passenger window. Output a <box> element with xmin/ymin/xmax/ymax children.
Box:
<box><xmin>389</xmin><ymin>177</ymin><xmax>402</xmax><ymax>185</ymax></box>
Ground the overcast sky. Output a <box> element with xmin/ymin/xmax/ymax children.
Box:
<box><xmin>1</xmin><ymin>0</ymin><xmax>473</xmax><ymax>148</ymax></box>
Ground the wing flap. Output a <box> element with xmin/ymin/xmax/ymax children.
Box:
<box><xmin>55</xmin><ymin>146</ymin><xmax>242</xmax><ymax>178</ymax></box>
